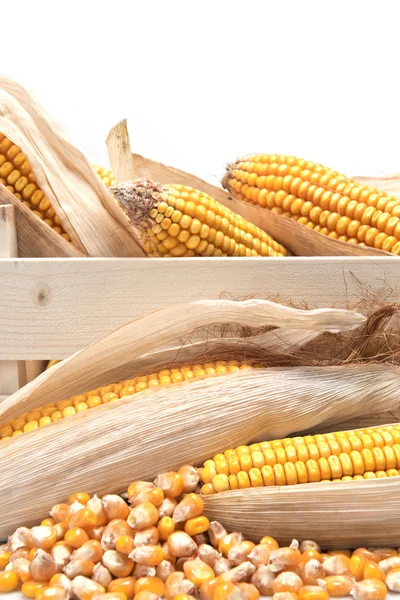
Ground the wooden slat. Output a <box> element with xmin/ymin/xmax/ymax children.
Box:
<box><xmin>0</xmin><ymin>205</ymin><xmax>46</xmax><ymax>395</ymax></box>
<box><xmin>0</xmin><ymin>256</ymin><xmax>399</xmax><ymax>360</ymax></box>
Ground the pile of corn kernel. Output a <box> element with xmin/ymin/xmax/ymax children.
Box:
<box><xmin>0</xmin><ymin>467</ymin><xmax>399</xmax><ymax>600</ymax></box>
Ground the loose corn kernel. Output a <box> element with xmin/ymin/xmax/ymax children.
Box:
<box><xmin>129</xmin><ymin>545</ymin><xmax>164</xmax><ymax>567</ymax></box>
<box><xmin>116</xmin><ymin>536</ymin><xmax>135</xmax><ymax>556</ymax></box>
<box><xmin>167</xmin><ymin>532</ymin><xmax>197</xmax><ymax>558</ymax></box>
<box><xmin>21</xmin><ymin>581</ymin><xmax>48</xmax><ymax>598</ymax></box>
<box><xmin>183</xmin><ymin>559</ymin><xmax>215</xmax><ymax>587</ymax></box>
<box><xmin>69</xmin><ymin>492</ymin><xmax>91</xmax><ymax>505</ymax></box>
<box><xmin>0</xmin><ymin>571</ymin><xmax>20</xmax><ymax>593</ymax></box>
<box><xmin>271</xmin><ymin>572</ymin><xmax>303</xmax><ymax>594</ymax></box>
<box><xmin>350</xmin><ymin>579</ymin><xmax>387</xmax><ymax>600</ymax></box>
<box><xmin>184</xmin><ymin>516</ymin><xmax>210</xmax><ymax>536</ymax></box>
<box><xmin>237</xmin><ymin>582</ymin><xmax>261</xmax><ymax>600</ymax></box>
<box><xmin>158</xmin><ymin>517</ymin><xmax>175</xmax><ymax>541</ymax></box>
<box><xmin>154</xmin><ymin>472</ymin><xmax>184</xmax><ymax>498</ymax></box>
<box><xmin>102</xmin><ymin>550</ymin><xmax>134</xmax><ymax>578</ymax></box>
<box><xmin>0</xmin><ymin>550</ymin><xmax>11</xmax><ymax>570</ymax></box>
<box><xmin>64</xmin><ymin>527</ymin><xmax>90</xmax><ymax>548</ymax></box>
<box><xmin>127</xmin><ymin>503</ymin><xmax>159</xmax><ymax>530</ymax></box>
<box><xmin>133</xmin><ymin>576</ymin><xmax>165</xmax><ymax>597</ymax></box>
<box><xmin>363</xmin><ymin>561</ymin><xmax>385</xmax><ymax>582</ymax></box>
<box><xmin>269</xmin><ymin>547</ymin><xmax>302</xmax><ymax>572</ymax></box>
<box><xmin>36</xmin><ymin>587</ymin><xmax>69</xmax><ymax>600</ymax></box>
<box><xmin>69</xmin><ymin>508</ymin><xmax>97</xmax><ymax>530</ymax></box>
<box><xmin>322</xmin><ymin>575</ymin><xmax>354</xmax><ymax>597</ymax></box>
<box><xmin>298</xmin><ymin>586</ymin><xmax>328</xmax><ymax>600</ymax></box>
<box><xmin>108</xmin><ymin>577</ymin><xmax>136</xmax><ymax>599</ymax></box>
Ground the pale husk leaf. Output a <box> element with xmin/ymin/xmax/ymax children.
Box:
<box><xmin>0</xmin><ymin>78</ymin><xmax>144</xmax><ymax>257</ymax></box>
<box><xmin>129</xmin><ymin>152</ymin><xmax>394</xmax><ymax>256</ymax></box>
<box><xmin>203</xmin><ymin>476</ymin><xmax>400</xmax><ymax>548</ymax></box>
<box><xmin>353</xmin><ymin>172</ymin><xmax>400</xmax><ymax>196</ymax></box>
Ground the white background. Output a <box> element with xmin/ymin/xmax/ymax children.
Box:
<box><xmin>1</xmin><ymin>6</ymin><xmax>400</xmax><ymax>596</ymax></box>
<box><xmin>3</xmin><ymin>0</ymin><xmax>400</xmax><ymax>186</ymax></box>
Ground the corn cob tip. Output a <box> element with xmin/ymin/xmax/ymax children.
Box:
<box><xmin>111</xmin><ymin>179</ymin><xmax>163</xmax><ymax>228</ymax></box>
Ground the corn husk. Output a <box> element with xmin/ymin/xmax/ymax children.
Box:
<box><xmin>353</xmin><ymin>172</ymin><xmax>400</xmax><ymax>196</ymax></box>
<box><xmin>0</xmin><ymin>298</ymin><xmax>370</xmax><ymax>537</ymax></box>
<box><xmin>127</xmin><ymin>149</ymin><xmax>394</xmax><ymax>257</ymax></box>
<box><xmin>203</xmin><ymin>476</ymin><xmax>400</xmax><ymax>548</ymax></box>
<box><xmin>0</xmin><ymin>78</ymin><xmax>144</xmax><ymax>257</ymax></box>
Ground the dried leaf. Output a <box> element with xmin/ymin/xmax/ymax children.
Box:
<box><xmin>0</xmin><ymin>78</ymin><xmax>144</xmax><ymax>257</ymax></box>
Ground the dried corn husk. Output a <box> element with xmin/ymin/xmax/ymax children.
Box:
<box><xmin>0</xmin><ymin>298</ymin><xmax>368</xmax><ymax>537</ymax></box>
<box><xmin>203</xmin><ymin>476</ymin><xmax>400</xmax><ymax>548</ymax></box>
<box><xmin>126</xmin><ymin>148</ymin><xmax>394</xmax><ymax>257</ymax></box>
<box><xmin>353</xmin><ymin>172</ymin><xmax>400</xmax><ymax>196</ymax></box>
<box><xmin>0</xmin><ymin>78</ymin><xmax>144</xmax><ymax>257</ymax></box>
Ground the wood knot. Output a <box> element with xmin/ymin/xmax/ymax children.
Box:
<box><xmin>36</xmin><ymin>286</ymin><xmax>50</xmax><ymax>307</ymax></box>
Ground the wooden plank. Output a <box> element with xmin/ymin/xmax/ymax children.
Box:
<box><xmin>0</xmin><ymin>205</ymin><xmax>46</xmax><ymax>393</ymax></box>
<box><xmin>0</xmin><ymin>256</ymin><xmax>399</xmax><ymax>360</ymax></box>
<box><xmin>0</xmin><ymin>205</ymin><xmax>21</xmax><ymax>394</ymax></box>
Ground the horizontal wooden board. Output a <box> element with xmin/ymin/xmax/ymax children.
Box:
<box><xmin>0</xmin><ymin>256</ymin><xmax>399</xmax><ymax>359</ymax></box>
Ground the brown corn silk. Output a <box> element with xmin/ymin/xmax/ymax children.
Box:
<box><xmin>0</xmin><ymin>77</ymin><xmax>144</xmax><ymax>257</ymax></box>
<box><xmin>0</xmin><ymin>298</ymin><xmax>372</xmax><ymax>537</ymax></box>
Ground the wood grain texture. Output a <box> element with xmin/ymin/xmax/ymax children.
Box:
<box><xmin>0</xmin><ymin>256</ymin><xmax>399</xmax><ymax>359</ymax></box>
<box><xmin>0</xmin><ymin>184</ymin><xmax>82</xmax><ymax>258</ymax></box>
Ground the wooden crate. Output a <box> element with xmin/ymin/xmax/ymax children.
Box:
<box><xmin>1</xmin><ymin>201</ymin><xmax>400</xmax><ymax>399</ymax></box>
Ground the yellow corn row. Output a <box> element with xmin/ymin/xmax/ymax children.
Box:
<box><xmin>200</xmin><ymin>424</ymin><xmax>400</xmax><ymax>493</ymax></box>
<box><xmin>0</xmin><ymin>360</ymin><xmax>257</xmax><ymax>440</ymax></box>
<box><xmin>223</xmin><ymin>154</ymin><xmax>400</xmax><ymax>254</ymax></box>
<box><xmin>111</xmin><ymin>179</ymin><xmax>290</xmax><ymax>257</ymax></box>
<box><xmin>0</xmin><ymin>133</ymin><xmax>117</xmax><ymax>242</ymax></box>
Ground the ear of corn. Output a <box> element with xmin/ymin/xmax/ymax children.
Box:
<box><xmin>0</xmin><ymin>133</ymin><xmax>117</xmax><ymax>242</ymax></box>
<box><xmin>0</xmin><ymin>361</ymin><xmax>256</xmax><ymax>441</ymax></box>
<box><xmin>199</xmin><ymin>424</ymin><xmax>400</xmax><ymax>493</ymax></box>
<box><xmin>111</xmin><ymin>179</ymin><xmax>290</xmax><ymax>257</ymax></box>
<box><xmin>0</xmin><ymin>133</ymin><xmax>71</xmax><ymax>241</ymax></box>
<box><xmin>222</xmin><ymin>154</ymin><xmax>400</xmax><ymax>255</ymax></box>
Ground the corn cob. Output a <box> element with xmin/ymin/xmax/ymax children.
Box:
<box><xmin>0</xmin><ymin>360</ymin><xmax>256</xmax><ymax>440</ymax></box>
<box><xmin>222</xmin><ymin>154</ymin><xmax>400</xmax><ymax>255</ymax></box>
<box><xmin>0</xmin><ymin>133</ymin><xmax>71</xmax><ymax>241</ymax></box>
<box><xmin>199</xmin><ymin>424</ymin><xmax>400</xmax><ymax>493</ymax></box>
<box><xmin>111</xmin><ymin>179</ymin><xmax>290</xmax><ymax>257</ymax></box>
<box><xmin>0</xmin><ymin>133</ymin><xmax>117</xmax><ymax>242</ymax></box>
